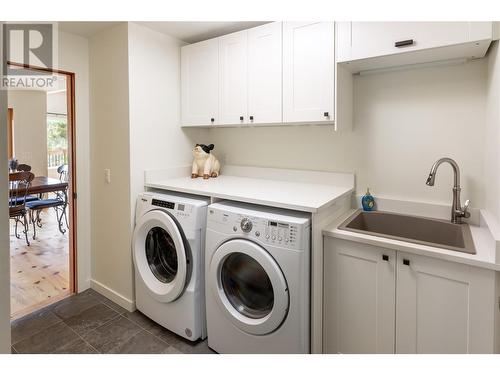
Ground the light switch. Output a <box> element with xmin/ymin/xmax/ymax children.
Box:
<box><xmin>104</xmin><ymin>168</ymin><xmax>111</xmax><ymax>184</ymax></box>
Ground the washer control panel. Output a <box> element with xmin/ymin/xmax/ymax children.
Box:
<box><xmin>210</xmin><ymin>209</ymin><xmax>309</xmax><ymax>250</ymax></box>
<box><xmin>151</xmin><ymin>198</ymin><xmax>193</xmax><ymax>218</ymax></box>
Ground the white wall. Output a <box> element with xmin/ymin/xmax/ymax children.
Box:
<box><xmin>128</xmin><ymin>22</ymin><xmax>209</xmax><ymax>222</ymax></box>
<box><xmin>89</xmin><ymin>23</ymin><xmax>134</xmax><ymax>307</ymax></box>
<box><xmin>57</xmin><ymin>30</ymin><xmax>91</xmax><ymax>292</ymax></box>
<box><xmin>485</xmin><ymin>41</ymin><xmax>500</xmax><ymax>228</ymax></box>
<box><xmin>209</xmin><ymin>58</ymin><xmax>487</xmax><ymax>208</ymax></box>
<box><xmin>7</xmin><ymin>90</ymin><xmax>48</xmax><ymax>176</ymax></box>
<box><xmin>0</xmin><ymin>23</ymin><xmax>11</xmax><ymax>353</ymax></box>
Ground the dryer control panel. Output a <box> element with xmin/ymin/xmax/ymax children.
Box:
<box><xmin>208</xmin><ymin>205</ymin><xmax>310</xmax><ymax>251</ymax></box>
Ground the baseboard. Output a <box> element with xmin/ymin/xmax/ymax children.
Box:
<box><xmin>90</xmin><ymin>279</ymin><xmax>135</xmax><ymax>312</ymax></box>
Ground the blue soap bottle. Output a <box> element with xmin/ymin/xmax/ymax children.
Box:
<box><xmin>361</xmin><ymin>188</ymin><xmax>375</xmax><ymax>211</ymax></box>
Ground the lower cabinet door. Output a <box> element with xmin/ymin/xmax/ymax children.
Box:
<box><xmin>396</xmin><ymin>252</ymin><xmax>495</xmax><ymax>353</ymax></box>
<box><xmin>323</xmin><ymin>238</ymin><xmax>396</xmax><ymax>353</ymax></box>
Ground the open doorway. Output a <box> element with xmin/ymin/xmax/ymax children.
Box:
<box><xmin>7</xmin><ymin>62</ymin><xmax>77</xmax><ymax>319</ymax></box>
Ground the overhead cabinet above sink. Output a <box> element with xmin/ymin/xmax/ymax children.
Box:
<box><xmin>336</xmin><ymin>22</ymin><xmax>495</xmax><ymax>73</ymax></box>
<box><xmin>181</xmin><ymin>22</ymin><xmax>352</xmax><ymax>130</ymax></box>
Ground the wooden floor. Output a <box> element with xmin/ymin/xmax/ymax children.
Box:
<box><xmin>10</xmin><ymin>207</ymin><xmax>70</xmax><ymax>319</ymax></box>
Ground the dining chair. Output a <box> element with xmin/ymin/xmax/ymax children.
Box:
<box><xmin>9</xmin><ymin>171</ymin><xmax>35</xmax><ymax>246</ymax></box>
<box><xmin>26</xmin><ymin>187</ymin><xmax>68</xmax><ymax>239</ymax></box>
<box><xmin>57</xmin><ymin>164</ymin><xmax>69</xmax><ymax>229</ymax></box>
<box><xmin>17</xmin><ymin>164</ymin><xmax>32</xmax><ymax>172</ymax></box>
<box><xmin>57</xmin><ymin>164</ymin><xmax>68</xmax><ymax>182</ymax></box>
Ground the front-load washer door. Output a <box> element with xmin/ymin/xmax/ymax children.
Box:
<box><xmin>209</xmin><ymin>239</ymin><xmax>289</xmax><ymax>335</ymax></box>
<box><xmin>133</xmin><ymin>210</ymin><xmax>188</xmax><ymax>303</ymax></box>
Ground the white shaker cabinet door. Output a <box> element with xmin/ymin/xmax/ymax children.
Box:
<box><xmin>219</xmin><ymin>30</ymin><xmax>248</xmax><ymax>125</ymax></box>
<box><xmin>247</xmin><ymin>22</ymin><xmax>282</xmax><ymax>124</ymax></box>
<box><xmin>283</xmin><ymin>22</ymin><xmax>335</xmax><ymax>123</ymax></box>
<box><xmin>181</xmin><ymin>38</ymin><xmax>219</xmax><ymax>126</ymax></box>
<box><xmin>396</xmin><ymin>252</ymin><xmax>495</xmax><ymax>354</ymax></box>
<box><xmin>323</xmin><ymin>238</ymin><xmax>396</xmax><ymax>354</ymax></box>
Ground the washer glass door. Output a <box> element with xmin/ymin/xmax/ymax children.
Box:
<box><xmin>133</xmin><ymin>209</ymin><xmax>188</xmax><ymax>302</ymax></box>
<box><xmin>145</xmin><ymin>226</ymin><xmax>178</xmax><ymax>283</ymax></box>
<box><xmin>209</xmin><ymin>239</ymin><xmax>289</xmax><ymax>335</ymax></box>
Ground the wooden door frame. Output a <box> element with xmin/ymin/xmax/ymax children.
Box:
<box><xmin>7</xmin><ymin>61</ymin><xmax>78</xmax><ymax>294</ymax></box>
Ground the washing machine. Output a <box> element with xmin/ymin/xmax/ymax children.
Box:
<box><xmin>205</xmin><ymin>201</ymin><xmax>311</xmax><ymax>353</ymax></box>
<box><xmin>133</xmin><ymin>191</ymin><xmax>210</xmax><ymax>341</ymax></box>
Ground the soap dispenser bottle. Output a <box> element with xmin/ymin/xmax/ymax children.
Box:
<box><xmin>361</xmin><ymin>188</ymin><xmax>375</xmax><ymax>211</ymax></box>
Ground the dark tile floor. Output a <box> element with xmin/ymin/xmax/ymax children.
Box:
<box><xmin>11</xmin><ymin>289</ymin><xmax>215</xmax><ymax>354</ymax></box>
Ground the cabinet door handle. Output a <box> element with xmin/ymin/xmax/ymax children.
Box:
<box><xmin>403</xmin><ymin>259</ymin><xmax>410</xmax><ymax>266</ymax></box>
<box><xmin>395</xmin><ymin>39</ymin><xmax>414</xmax><ymax>48</ymax></box>
<box><xmin>249</xmin><ymin>115</ymin><xmax>254</xmax><ymax>121</ymax></box>
<box><xmin>323</xmin><ymin>112</ymin><xmax>329</xmax><ymax>118</ymax></box>
<box><xmin>210</xmin><ymin>118</ymin><xmax>215</xmax><ymax>123</ymax></box>
<box><xmin>239</xmin><ymin>116</ymin><xmax>244</xmax><ymax>121</ymax></box>
<box><xmin>382</xmin><ymin>254</ymin><xmax>389</xmax><ymax>261</ymax></box>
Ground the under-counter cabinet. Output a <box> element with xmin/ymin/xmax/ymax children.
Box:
<box><xmin>396</xmin><ymin>252</ymin><xmax>495</xmax><ymax>354</ymax></box>
<box><xmin>323</xmin><ymin>238</ymin><xmax>396</xmax><ymax>353</ymax></box>
<box><xmin>181</xmin><ymin>38</ymin><xmax>219</xmax><ymax>126</ymax></box>
<box><xmin>283</xmin><ymin>22</ymin><xmax>335</xmax><ymax>123</ymax></box>
<box><xmin>323</xmin><ymin>237</ymin><xmax>497</xmax><ymax>354</ymax></box>
<box><xmin>336</xmin><ymin>22</ymin><xmax>493</xmax><ymax>72</ymax></box>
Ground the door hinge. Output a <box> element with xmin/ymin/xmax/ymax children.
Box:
<box><xmin>73</xmin><ymin>192</ymin><xmax>77</xmax><ymax>199</ymax></box>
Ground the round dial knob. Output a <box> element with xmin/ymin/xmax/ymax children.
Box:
<box><xmin>240</xmin><ymin>218</ymin><xmax>253</xmax><ymax>233</ymax></box>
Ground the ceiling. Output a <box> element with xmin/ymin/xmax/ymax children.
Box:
<box><xmin>58</xmin><ymin>22</ymin><xmax>121</xmax><ymax>38</ymax></box>
<box><xmin>58</xmin><ymin>21</ymin><xmax>269</xmax><ymax>43</ymax></box>
<box><xmin>136</xmin><ymin>22</ymin><xmax>269</xmax><ymax>43</ymax></box>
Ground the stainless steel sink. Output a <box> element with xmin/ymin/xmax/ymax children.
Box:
<box><xmin>338</xmin><ymin>210</ymin><xmax>476</xmax><ymax>254</ymax></box>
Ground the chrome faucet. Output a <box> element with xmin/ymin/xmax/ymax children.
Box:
<box><xmin>426</xmin><ymin>157</ymin><xmax>470</xmax><ymax>224</ymax></box>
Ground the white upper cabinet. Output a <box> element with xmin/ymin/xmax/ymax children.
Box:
<box><xmin>337</xmin><ymin>22</ymin><xmax>493</xmax><ymax>72</ymax></box>
<box><xmin>181</xmin><ymin>38</ymin><xmax>219</xmax><ymax>126</ymax></box>
<box><xmin>247</xmin><ymin>22</ymin><xmax>282</xmax><ymax>124</ymax></box>
<box><xmin>283</xmin><ymin>22</ymin><xmax>335</xmax><ymax>123</ymax></box>
<box><xmin>219</xmin><ymin>30</ymin><xmax>248</xmax><ymax>125</ymax></box>
<box><xmin>180</xmin><ymin>21</ymin><xmax>350</xmax><ymax>129</ymax></box>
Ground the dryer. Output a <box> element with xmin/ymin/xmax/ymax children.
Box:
<box><xmin>205</xmin><ymin>201</ymin><xmax>311</xmax><ymax>353</ymax></box>
<box><xmin>133</xmin><ymin>191</ymin><xmax>210</xmax><ymax>341</ymax></box>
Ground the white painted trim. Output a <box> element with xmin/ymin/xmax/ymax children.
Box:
<box><xmin>90</xmin><ymin>279</ymin><xmax>135</xmax><ymax>312</ymax></box>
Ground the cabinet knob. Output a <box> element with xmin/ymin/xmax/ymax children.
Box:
<box><xmin>382</xmin><ymin>254</ymin><xmax>389</xmax><ymax>262</ymax></box>
<box><xmin>240</xmin><ymin>116</ymin><xmax>244</xmax><ymax>121</ymax></box>
<box><xmin>403</xmin><ymin>259</ymin><xmax>410</xmax><ymax>266</ymax></box>
<box><xmin>210</xmin><ymin>118</ymin><xmax>215</xmax><ymax>123</ymax></box>
<box><xmin>395</xmin><ymin>39</ymin><xmax>414</xmax><ymax>48</ymax></box>
<box><xmin>249</xmin><ymin>115</ymin><xmax>254</xmax><ymax>121</ymax></box>
<box><xmin>323</xmin><ymin>112</ymin><xmax>329</xmax><ymax>118</ymax></box>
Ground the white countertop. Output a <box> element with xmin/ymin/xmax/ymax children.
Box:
<box><xmin>146</xmin><ymin>174</ymin><xmax>353</xmax><ymax>213</ymax></box>
<box><xmin>323</xmin><ymin>209</ymin><xmax>500</xmax><ymax>271</ymax></box>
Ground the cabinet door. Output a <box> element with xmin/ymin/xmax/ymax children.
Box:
<box><xmin>248</xmin><ymin>22</ymin><xmax>282</xmax><ymax>124</ymax></box>
<box><xmin>219</xmin><ymin>30</ymin><xmax>248</xmax><ymax>125</ymax></box>
<box><xmin>283</xmin><ymin>22</ymin><xmax>335</xmax><ymax>123</ymax></box>
<box><xmin>341</xmin><ymin>22</ymin><xmax>492</xmax><ymax>62</ymax></box>
<box><xmin>396</xmin><ymin>252</ymin><xmax>495</xmax><ymax>353</ymax></box>
<box><xmin>181</xmin><ymin>38</ymin><xmax>219</xmax><ymax>126</ymax></box>
<box><xmin>323</xmin><ymin>238</ymin><xmax>396</xmax><ymax>353</ymax></box>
